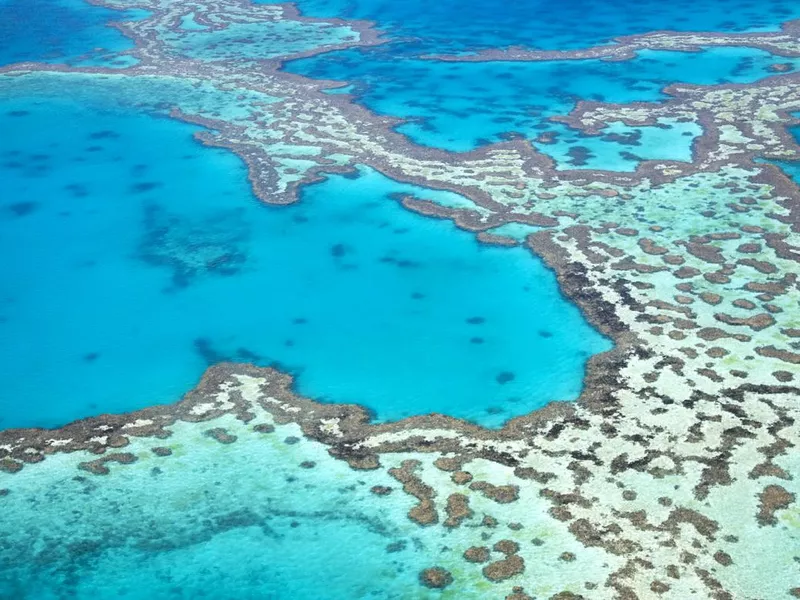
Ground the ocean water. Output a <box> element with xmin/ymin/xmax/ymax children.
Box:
<box><xmin>282</xmin><ymin>0</ymin><xmax>800</xmax><ymax>53</ymax></box>
<box><xmin>3</xmin><ymin>2</ymin><xmax>797</xmax><ymax>598</ymax></box>
<box><xmin>0</xmin><ymin>0</ymin><xmax>145</xmax><ymax>67</ymax></box>
<box><xmin>0</xmin><ymin>93</ymin><xmax>610</xmax><ymax>430</ymax></box>
<box><xmin>287</xmin><ymin>46</ymin><xmax>799</xmax><ymax>158</ymax></box>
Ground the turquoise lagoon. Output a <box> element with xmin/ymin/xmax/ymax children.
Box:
<box><xmin>0</xmin><ymin>93</ymin><xmax>610</xmax><ymax>430</ymax></box>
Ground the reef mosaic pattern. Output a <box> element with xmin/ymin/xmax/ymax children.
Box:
<box><xmin>0</xmin><ymin>0</ymin><xmax>799</xmax><ymax>598</ymax></box>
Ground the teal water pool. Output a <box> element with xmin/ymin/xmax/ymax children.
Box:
<box><xmin>0</xmin><ymin>93</ymin><xmax>610</xmax><ymax>430</ymax></box>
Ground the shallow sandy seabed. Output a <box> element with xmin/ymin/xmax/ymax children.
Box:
<box><xmin>0</xmin><ymin>0</ymin><xmax>798</xmax><ymax>597</ymax></box>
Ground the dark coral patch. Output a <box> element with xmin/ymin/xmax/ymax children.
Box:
<box><xmin>496</xmin><ymin>371</ymin><xmax>515</xmax><ymax>385</ymax></box>
<box><xmin>89</xmin><ymin>130</ymin><xmax>120</xmax><ymax>140</ymax></box>
<box><xmin>204</xmin><ymin>428</ymin><xmax>237</xmax><ymax>444</ymax></box>
<box><xmin>64</xmin><ymin>183</ymin><xmax>89</xmax><ymax>198</ymax></box>
<box><xmin>130</xmin><ymin>181</ymin><xmax>162</xmax><ymax>194</ymax></box>
<box><xmin>464</xmin><ymin>546</ymin><xmax>490</xmax><ymax>563</ymax></box>
<box><xmin>482</xmin><ymin>555</ymin><xmax>525</xmax><ymax>582</ymax></box>
<box><xmin>194</xmin><ymin>337</ymin><xmax>227</xmax><ymax>365</ymax></box>
<box><xmin>419</xmin><ymin>567</ymin><xmax>453</xmax><ymax>589</ymax></box>
<box><xmin>385</xmin><ymin>540</ymin><xmax>406</xmax><ymax>553</ymax></box>
<box><xmin>7</xmin><ymin>202</ymin><xmax>38</xmax><ymax>217</ymax></box>
<box><xmin>396</xmin><ymin>259</ymin><xmax>421</xmax><ymax>268</ymax></box>
<box><xmin>236</xmin><ymin>348</ymin><xmax>261</xmax><ymax>362</ymax></box>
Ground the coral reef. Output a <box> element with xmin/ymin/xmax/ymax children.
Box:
<box><xmin>0</xmin><ymin>0</ymin><xmax>798</xmax><ymax>597</ymax></box>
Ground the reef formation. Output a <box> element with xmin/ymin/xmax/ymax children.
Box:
<box><xmin>0</xmin><ymin>0</ymin><xmax>798</xmax><ymax>598</ymax></box>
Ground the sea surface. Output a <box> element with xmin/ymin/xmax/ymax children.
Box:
<box><xmin>1</xmin><ymin>0</ymin><xmax>797</xmax><ymax>598</ymax></box>
<box><xmin>0</xmin><ymin>93</ymin><xmax>610</xmax><ymax>429</ymax></box>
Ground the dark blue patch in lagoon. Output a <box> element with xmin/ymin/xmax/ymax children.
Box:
<box><xmin>0</xmin><ymin>96</ymin><xmax>611</xmax><ymax>430</ymax></box>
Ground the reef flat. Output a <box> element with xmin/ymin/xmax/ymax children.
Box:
<box><xmin>0</xmin><ymin>0</ymin><xmax>798</xmax><ymax>598</ymax></box>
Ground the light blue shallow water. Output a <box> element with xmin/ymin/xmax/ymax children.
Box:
<box><xmin>0</xmin><ymin>95</ymin><xmax>610</xmax><ymax>430</ymax></box>
<box><xmin>287</xmin><ymin>46</ymin><xmax>800</xmax><ymax>156</ymax></box>
<box><xmin>0</xmin><ymin>415</ymin><xmax>451</xmax><ymax>600</ymax></box>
